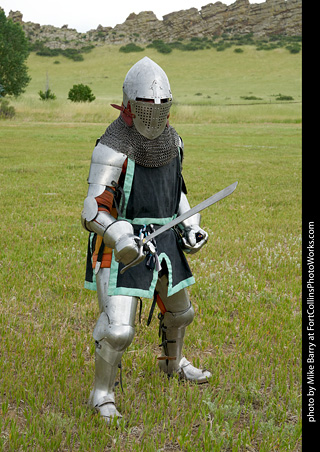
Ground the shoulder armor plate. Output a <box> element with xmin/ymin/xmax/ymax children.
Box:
<box><xmin>87</xmin><ymin>142</ymin><xmax>127</xmax><ymax>188</ymax></box>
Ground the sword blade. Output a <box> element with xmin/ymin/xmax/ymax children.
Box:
<box><xmin>141</xmin><ymin>181</ymin><xmax>238</xmax><ymax>245</ymax></box>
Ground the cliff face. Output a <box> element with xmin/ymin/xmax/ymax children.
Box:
<box><xmin>7</xmin><ymin>0</ymin><xmax>302</xmax><ymax>50</ymax></box>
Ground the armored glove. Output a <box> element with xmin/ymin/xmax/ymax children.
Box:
<box><xmin>104</xmin><ymin>220</ymin><xmax>144</xmax><ymax>266</ymax></box>
<box><xmin>180</xmin><ymin>220</ymin><xmax>208</xmax><ymax>254</ymax></box>
<box><xmin>177</xmin><ymin>193</ymin><xmax>208</xmax><ymax>254</ymax></box>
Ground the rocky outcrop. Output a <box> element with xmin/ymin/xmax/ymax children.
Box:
<box><xmin>6</xmin><ymin>0</ymin><xmax>302</xmax><ymax>50</ymax></box>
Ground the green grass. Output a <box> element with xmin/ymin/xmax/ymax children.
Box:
<box><xmin>10</xmin><ymin>44</ymin><xmax>302</xmax><ymax>122</ymax></box>
<box><xmin>0</xmin><ymin>44</ymin><xmax>301</xmax><ymax>451</ymax></box>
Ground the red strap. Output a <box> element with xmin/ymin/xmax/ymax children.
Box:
<box><xmin>111</xmin><ymin>103</ymin><xmax>135</xmax><ymax>127</ymax></box>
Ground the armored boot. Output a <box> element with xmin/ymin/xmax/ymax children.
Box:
<box><xmin>88</xmin><ymin>338</ymin><xmax>123</xmax><ymax>422</ymax></box>
<box><xmin>156</xmin><ymin>275</ymin><xmax>212</xmax><ymax>383</ymax></box>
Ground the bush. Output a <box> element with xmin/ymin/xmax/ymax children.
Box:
<box><xmin>0</xmin><ymin>98</ymin><xmax>15</xmax><ymax>119</ymax></box>
<box><xmin>285</xmin><ymin>44</ymin><xmax>301</xmax><ymax>54</ymax></box>
<box><xmin>31</xmin><ymin>41</ymin><xmax>93</xmax><ymax>61</ymax></box>
<box><xmin>275</xmin><ymin>94</ymin><xmax>294</xmax><ymax>101</ymax></box>
<box><xmin>39</xmin><ymin>89</ymin><xmax>56</xmax><ymax>100</ymax></box>
<box><xmin>240</xmin><ymin>95</ymin><xmax>263</xmax><ymax>100</ymax></box>
<box><xmin>62</xmin><ymin>49</ymin><xmax>84</xmax><ymax>61</ymax></box>
<box><xmin>68</xmin><ymin>84</ymin><xmax>95</xmax><ymax>102</ymax></box>
<box><xmin>167</xmin><ymin>41</ymin><xmax>185</xmax><ymax>51</ymax></box>
<box><xmin>149</xmin><ymin>40</ymin><xmax>172</xmax><ymax>54</ymax></box>
<box><xmin>119</xmin><ymin>43</ymin><xmax>144</xmax><ymax>53</ymax></box>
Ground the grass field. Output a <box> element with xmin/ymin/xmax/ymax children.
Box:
<box><xmin>0</xmin><ymin>44</ymin><xmax>302</xmax><ymax>451</ymax></box>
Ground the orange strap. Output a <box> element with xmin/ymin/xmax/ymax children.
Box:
<box><xmin>95</xmin><ymin>188</ymin><xmax>115</xmax><ymax>213</ymax></box>
<box><xmin>156</xmin><ymin>294</ymin><xmax>167</xmax><ymax>315</ymax></box>
<box><xmin>92</xmin><ymin>159</ymin><xmax>128</xmax><ymax>269</ymax></box>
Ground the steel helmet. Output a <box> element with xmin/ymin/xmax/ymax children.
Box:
<box><xmin>122</xmin><ymin>56</ymin><xmax>173</xmax><ymax>140</ymax></box>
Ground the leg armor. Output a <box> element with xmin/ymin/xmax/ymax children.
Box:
<box><xmin>88</xmin><ymin>268</ymin><xmax>138</xmax><ymax>422</ymax></box>
<box><xmin>156</xmin><ymin>274</ymin><xmax>212</xmax><ymax>383</ymax></box>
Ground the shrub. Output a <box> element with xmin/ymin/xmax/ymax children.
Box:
<box><xmin>147</xmin><ymin>40</ymin><xmax>172</xmax><ymax>54</ymax></box>
<box><xmin>0</xmin><ymin>98</ymin><xmax>15</xmax><ymax>119</ymax></box>
<box><xmin>275</xmin><ymin>94</ymin><xmax>294</xmax><ymax>101</ymax></box>
<box><xmin>68</xmin><ymin>84</ymin><xmax>95</xmax><ymax>102</ymax></box>
<box><xmin>62</xmin><ymin>49</ymin><xmax>84</xmax><ymax>61</ymax></box>
<box><xmin>39</xmin><ymin>89</ymin><xmax>56</xmax><ymax>100</ymax></box>
<box><xmin>167</xmin><ymin>41</ymin><xmax>185</xmax><ymax>51</ymax></box>
<box><xmin>31</xmin><ymin>42</ymin><xmax>93</xmax><ymax>61</ymax></box>
<box><xmin>240</xmin><ymin>95</ymin><xmax>263</xmax><ymax>100</ymax></box>
<box><xmin>183</xmin><ymin>42</ymin><xmax>204</xmax><ymax>51</ymax></box>
<box><xmin>119</xmin><ymin>43</ymin><xmax>144</xmax><ymax>53</ymax></box>
<box><xmin>286</xmin><ymin>44</ymin><xmax>301</xmax><ymax>54</ymax></box>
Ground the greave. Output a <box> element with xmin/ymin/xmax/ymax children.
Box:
<box><xmin>89</xmin><ymin>268</ymin><xmax>138</xmax><ymax>422</ymax></box>
<box><xmin>158</xmin><ymin>312</ymin><xmax>212</xmax><ymax>383</ymax></box>
<box><xmin>155</xmin><ymin>276</ymin><xmax>212</xmax><ymax>383</ymax></box>
<box><xmin>158</xmin><ymin>322</ymin><xmax>186</xmax><ymax>375</ymax></box>
<box><xmin>155</xmin><ymin>278</ymin><xmax>194</xmax><ymax>376</ymax></box>
<box><xmin>88</xmin><ymin>340</ymin><xmax>123</xmax><ymax>420</ymax></box>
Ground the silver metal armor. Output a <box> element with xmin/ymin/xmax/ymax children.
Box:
<box><xmin>88</xmin><ymin>268</ymin><xmax>138</xmax><ymax>422</ymax></box>
<box><xmin>123</xmin><ymin>56</ymin><xmax>173</xmax><ymax>140</ymax></box>
<box><xmin>155</xmin><ymin>274</ymin><xmax>211</xmax><ymax>382</ymax></box>
<box><xmin>82</xmin><ymin>57</ymin><xmax>211</xmax><ymax>424</ymax></box>
<box><xmin>81</xmin><ymin>143</ymin><xmax>142</xmax><ymax>266</ymax></box>
<box><xmin>177</xmin><ymin>193</ymin><xmax>209</xmax><ymax>254</ymax></box>
<box><xmin>81</xmin><ymin>143</ymin><xmax>142</xmax><ymax>423</ymax></box>
<box><xmin>88</xmin><ymin>267</ymin><xmax>211</xmax><ymax>423</ymax></box>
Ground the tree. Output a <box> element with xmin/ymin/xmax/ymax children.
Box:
<box><xmin>39</xmin><ymin>72</ymin><xmax>56</xmax><ymax>100</ymax></box>
<box><xmin>0</xmin><ymin>9</ymin><xmax>31</xmax><ymax>96</ymax></box>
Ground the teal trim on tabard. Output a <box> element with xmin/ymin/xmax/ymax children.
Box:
<box><xmin>169</xmin><ymin>275</ymin><xmax>195</xmax><ymax>296</ymax></box>
<box><xmin>118</xmin><ymin>157</ymin><xmax>135</xmax><ymax>221</ymax></box>
<box><xmin>107</xmin><ymin>252</ymin><xmax>120</xmax><ymax>296</ymax></box>
<box><xmin>84</xmin><ymin>280</ymin><xmax>97</xmax><ymax>291</ymax></box>
<box><xmin>127</xmin><ymin>215</ymin><xmax>177</xmax><ymax>226</ymax></box>
<box><xmin>107</xmin><ymin>251</ymin><xmax>195</xmax><ymax>299</ymax></box>
<box><xmin>117</xmin><ymin>157</ymin><xmax>177</xmax><ymax>226</ymax></box>
<box><xmin>105</xmin><ymin>155</ymin><xmax>195</xmax><ymax>298</ymax></box>
<box><xmin>107</xmin><ymin>249</ymin><xmax>158</xmax><ymax>298</ymax></box>
<box><xmin>157</xmin><ymin>253</ymin><xmax>195</xmax><ymax>297</ymax></box>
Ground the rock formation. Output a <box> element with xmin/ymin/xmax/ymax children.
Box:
<box><xmin>6</xmin><ymin>0</ymin><xmax>302</xmax><ymax>50</ymax></box>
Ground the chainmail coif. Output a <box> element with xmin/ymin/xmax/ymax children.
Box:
<box><xmin>99</xmin><ymin>115</ymin><xmax>180</xmax><ymax>168</ymax></box>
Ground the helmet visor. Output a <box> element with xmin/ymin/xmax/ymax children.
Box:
<box><xmin>130</xmin><ymin>99</ymin><xmax>172</xmax><ymax>140</ymax></box>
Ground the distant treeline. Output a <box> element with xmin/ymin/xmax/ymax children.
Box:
<box><xmin>120</xmin><ymin>34</ymin><xmax>302</xmax><ymax>55</ymax></box>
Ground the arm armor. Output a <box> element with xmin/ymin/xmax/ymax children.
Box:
<box><xmin>81</xmin><ymin>142</ymin><xmax>127</xmax><ymax>233</ymax></box>
<box><xmin>177</xmin><ymin>193</ymin><xmax>208</xmax><ymax>254</ymax></box>
<box><xmin>81</xmin><ymin>143</ymin><xmax>141</xmax><ymax>265</ymax></box>
<box><xmin>178</xmin><ymin>193</ymin><xmax>201</xmax><ymax>229</ymax></box>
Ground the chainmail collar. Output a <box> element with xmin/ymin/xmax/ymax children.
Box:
<box><xmin>99</xmin><ymin>115</ymin><xmax>180</xmax><ymax>168</ymax></box>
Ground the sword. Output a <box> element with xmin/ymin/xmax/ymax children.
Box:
<box><xmin>120</xmin><ymin>181</ymin><xmax>238</xmax><ymax>274</ymax></box>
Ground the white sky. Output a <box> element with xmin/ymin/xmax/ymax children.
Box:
<box><xmin>0</xmin><ymin>0</ymin><xmax>265</xmax><ymax>33</ymax></box>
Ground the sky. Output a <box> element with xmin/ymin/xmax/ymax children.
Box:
<box><xmin>1</xmin><ymin>0</ymin><xmax>265</xmax><ymax>33</ymax></box>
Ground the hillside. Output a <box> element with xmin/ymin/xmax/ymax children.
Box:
<box><xmin>10</xmin><ymin>43</ymin><xmax>302</xmax><ymax>125</ymax></box>
<box><xmin>6</xmin><ymin>0</ymin><xmax>302</xmax><ymax>51</ymax></box>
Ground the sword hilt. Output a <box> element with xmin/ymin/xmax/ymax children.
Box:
<box><xmin>195</xmin><ymin>232</ymin><xmax>204</xmax><ymax>243</ymax></box>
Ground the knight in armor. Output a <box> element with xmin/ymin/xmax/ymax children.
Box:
<box><xmin>81</xmin><ymin>56</ymin><xmax>212</xmax><ymax>423</ymax></box>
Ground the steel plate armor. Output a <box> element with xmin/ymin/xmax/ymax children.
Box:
<box><xmin>81</xmin><ymin>57</ymin><xmax>211</xmax><ymax>424</ymax></box>
<box><xmin>122</xmin><ymin>56</ymin><xmax>173</xmax><ymax>139</ymax></box>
